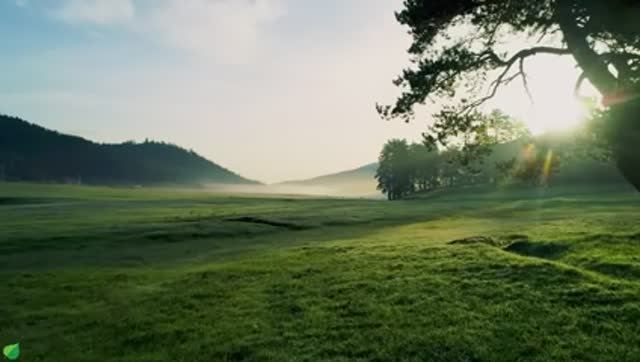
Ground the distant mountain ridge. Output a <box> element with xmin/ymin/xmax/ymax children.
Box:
<box><xmin>280</xmin><ymin>163</ymin><xmax>377</xmax><ymax>185</ymax></box>
<box><xmin>277</xmin><ymin>163</ymin><xmax>379</xmax><ymax>196</ymax></box>
<box><xmin>0</xmin><ymin>114</ymin><xmax>259</xmax><ymax>185</ymax></box>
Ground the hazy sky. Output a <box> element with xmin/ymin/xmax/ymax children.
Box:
<box><xmin>0</xmin><ymin>0</ymin><xmax>588</xmax><ymax>183</ymax></box>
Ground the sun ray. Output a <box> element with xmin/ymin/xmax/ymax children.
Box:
<box><xmin>541</xmin><ymin>149</ymin><xmax>554</xmax><ymax>184</ymax></box>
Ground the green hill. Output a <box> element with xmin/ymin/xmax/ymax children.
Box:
<box><xmin>0</xmin><ymin>114</ymin><xmax>259</xmax><ymax>186</ymax></box>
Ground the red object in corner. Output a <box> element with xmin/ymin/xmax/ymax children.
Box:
<box><xmin>602</xmin><ymin>90</ymin><xmax>636</xmax><ymax>107</ymax></box>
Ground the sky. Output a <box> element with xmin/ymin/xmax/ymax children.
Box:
<box><xmin>0</xmin><ymin>0</ymin><xmax>589</xmax><ymax>183</ymax></box>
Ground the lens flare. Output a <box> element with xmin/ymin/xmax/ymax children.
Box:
<box><xmin>541</xmin><ymin>149</ymin><xmax>554</xmax><ymax>184</ymax></box>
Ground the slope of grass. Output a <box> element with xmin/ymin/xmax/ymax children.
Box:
<box><xmin>1</xmin><ymin>182</ymin><xmax>640</xmax><ymax>361</ymax></box>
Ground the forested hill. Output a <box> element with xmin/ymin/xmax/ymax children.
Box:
<box><xmin>0</xmin><ymin>115</ymin><xmax>259</xmax><ymax>185</ymax></box>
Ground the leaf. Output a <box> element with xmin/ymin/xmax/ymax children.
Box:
<box><xmin>3</xmin><ymin>343</ymin><xmax>20</xmax><ymax>360</ymax></box>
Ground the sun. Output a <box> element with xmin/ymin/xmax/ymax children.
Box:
<box><xmin>523</xmin><ymin>95</ymin><xmax>590</xmax><ymax>134</ymax></box>
<box><xmin>496</xmin><ymin>86</ymin><xmax>592</xmax><ymax>135</ymax></box>
<box><xmin>517</xmin><ymin>62</ymin><xmax>593</xmax><ymax>135</ymax></box>
<box><xmin>491</xmin><ymin>55</ymin><xmax>599</xmax><ymax>135</ymax></box>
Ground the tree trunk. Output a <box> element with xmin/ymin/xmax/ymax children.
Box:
<box><xmin>556</xmin><ymin>1</ymin><xmax>640</xmax><ymax>191</ymax></box>
<box><xmin>610</xmin><ymin>99</ymin><xmax>640</xmax><ymax>192</ymax></box>
<box><xmin>556</xmin><ymin>0</ymin><xmax>618</xmax><ymax>96</ymax></box>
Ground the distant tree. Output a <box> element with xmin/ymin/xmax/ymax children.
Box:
<box><xmin>513</xmin><ymin>144</ymin><xmax>562</xmax><ymax>185</ymax></box>
<box><xmin>409</xmin><ymin>143</ymin><xmax>441</xmax><ymax>192</ymax></box>
<box><xmin>378</xmin><ymin>0</ymin><xmax>640</xmax><ymax>191</ymax></box>
<box><xmin>495</xmin><ymin>158</ymin><xmax>518</xmax><ymax>184</ymax></box>
<box><xmin>376</xmin><ymin>139</ymin><xmax>415</xmax><ymax>200</ymax></box>
<box><xmin>428</xmin><ymin>149</ymin><xmax>450</xmax><ymax>189</ymax></box>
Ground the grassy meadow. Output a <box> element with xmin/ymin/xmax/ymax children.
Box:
<box><xmin>2</xmin><ymin>182</ymin><xmax>640</xmax><ymax>361</ymax></box>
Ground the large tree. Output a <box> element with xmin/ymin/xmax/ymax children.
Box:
<box><xmin>379</xmin><ymin>0</ymin><xmax>640</xmax><ymax>190</ymax></box>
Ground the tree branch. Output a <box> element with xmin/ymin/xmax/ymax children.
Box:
<box><xmin>486</xmin><ymin>46</ymin><xmax>571</xmax><ymax>67</ymax></box>
<box><xmin>574</xmin><ymin>53</ymin><xmax>640</xmax><ymax>97</ymax></box>
<box><xmin>599</xmin><ymin>52</ymin><xmax>640</xmax><ymax>80</ymax></box>
<box><xmin>574</xmin><ymin>72</ymin><xmax>587</xmax><ymax>97</ymax></box>
<box><xmin>460</xmin><ymin>46</ymin><xmax>570</xmax><ymax>113</ymax></box>
<box><xmin>556</xmin><ymin>0</ymin><xmax>618</xmax><ymax>95</ymax></box>
<box><xmin>519</xmin><ymin>57</ymin><xmax>534</xmax><ymax>103</ymax></box>
<box><xmin>536</xmin><ymin>27</ymin><xmax>561</xmax><ymax>43</ymax></box>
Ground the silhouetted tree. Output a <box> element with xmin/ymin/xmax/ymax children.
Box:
<box><xmin>378</xmin><ymin>0</ymin><xmax>640</xmax><ymax>191</ymax></box>
<box><xmin>495</xmin><ymin>158</ymin><xmax>518</xmax><ymax>184</ymax></box>
<box><xmin>439</xmin><ymin>149</ymin><xmax>464</xmax><ymax>188</ymax></box>
<box><xmin>409</xmin><ymin>143</ymin><xmax>441</xmax><ymax>192</ymax></box>
<box><xmin>375</xmin><ymin>133</ymin><xmax>624</xmax><ymax>199</ymax></box>
<box><xmin>513</xmin><ymin>144</ymin><xmax>562</xmax><ymax>185</ymax></box>
<box><xmin>376</xmin><ymin>139</ymin><xmax>415</xmax><ymax>200</ymax></box>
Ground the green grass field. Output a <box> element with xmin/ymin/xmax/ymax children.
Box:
<box><xmin>2</xmin><ymin>182</ymin><xmax>640</xmax><ymax>361</ymax></box>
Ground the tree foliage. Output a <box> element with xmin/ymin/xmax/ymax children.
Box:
<box><xmin>380</xmin><ymin>0</ymin><xmax>640</xmax><ymax>190</ymax></box>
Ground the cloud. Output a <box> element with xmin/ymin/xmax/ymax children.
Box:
<box><xmin>52</xmin><ymin>0</ymin><xmax>135</xmax><ymax>25</ymax></box>
<box><xmin>15</xmin><ymin>0</ymin><xmax>28</xmax><ymax>7</ymax></box>
<box><xmin>146</xmin><ymin>0</ymin><xmax>285</xmax><ymax>64</ymax></box>
<box><xmin>44</xmin><ymin>0</ymin><xmax>284</xmax><ymax>64</ymax></box>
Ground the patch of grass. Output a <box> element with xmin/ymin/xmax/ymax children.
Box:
<box><xmin>1</xmin><ymin>182</ymin><xmax>640</xmax><ymax>360</ymax></box>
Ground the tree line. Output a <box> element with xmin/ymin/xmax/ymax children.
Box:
<box><xmin>375</xmin><ymin>136</ymin><xmax>625</xmax><ymax>200</ymax></box>
<box><xmin>0</xmin><ymin>114</ymin><xmax>258</xmax><ymax>185</ymax></box>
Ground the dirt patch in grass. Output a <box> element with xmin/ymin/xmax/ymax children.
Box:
<box><xmin>503</xmin><ymin>240</ymin><xmax>569</xmax><ymax>260</ymax></box>
<box><xmin>448</xmin><ymin>236</ymin><xmax>502</xmax><ymax>247</ymax></box>
<box><xmin>223</xmin><ymin>216</ymin><xmax>311</xmax><ymax>230</ymax></box>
